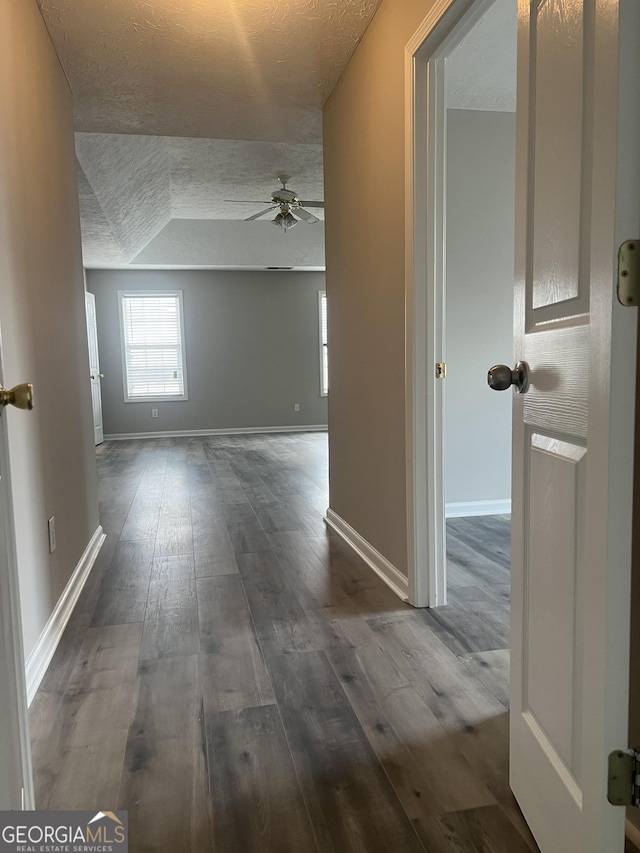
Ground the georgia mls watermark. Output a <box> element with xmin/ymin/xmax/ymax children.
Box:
<box><xmin>0</xmin><ymin>811</ymin><xmax>128</xmax><ymax>853</ymax></box>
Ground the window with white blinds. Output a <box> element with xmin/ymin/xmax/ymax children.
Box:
<box><xmin>319</xmin><ymin>291</ymin><xmax>328</xmax><ymax>396</ymax></box>
<box><xmin>118</xmin><ymin>291</ymin><xmax>188</xmax><ymax>402</ymax></box>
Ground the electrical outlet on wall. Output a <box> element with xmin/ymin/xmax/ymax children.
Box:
<box><xmin>151</xmin><ymin>409</ymin><xmax>159</xmax><ymax>418</ymax></box>
<box><xmin>48</xmin><ymin>516</ymin><xmax>56</xmax><ymax>554</ymax></box>
<box><xmin>294</xmin><ymin>403</ymin><xmax>300</xmax><ymax>412</ymax></box>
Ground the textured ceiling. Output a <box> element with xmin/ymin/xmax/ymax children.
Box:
<box><xmin>132</xmin><ymin>220</ymin><xmax>326</xmax><ymax>268</ymax></box>
<box><xmin>446</xmin><ymin>0</ymin><xmax>516</xmax><ymax>112</ymax></box>
<box><xmin>40</xmin><ymin>0</ymin><xmax>513</xmax><ymax>269</ymax></box>
<box><xmin>38</xmin><ymin>0</ymin><xmax>382</xmax><ymax>143</ymax></box>
<box><xmin>37</xmin><ymin>0</ymin><xmax>381</xmax><ymax>268</ymax></box>
<box><xmin>75</xmin><ymin>133</ymin><xmax>325</xmax><ymax>267</ymax></box>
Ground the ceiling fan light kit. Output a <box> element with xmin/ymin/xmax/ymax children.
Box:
<box><xmin>226</xmin><ymin>175</ymin><xmax>324</xmax><ymax>233</ymax></box>
<box><xmin>273</xmin><ymin>210</ymin><xmax>298</xmax><ymax>231</ymax></box>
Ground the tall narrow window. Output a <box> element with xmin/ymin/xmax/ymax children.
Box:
<box><xmin>119</xmin><ymin>291</ymin><xmax>188</xmax><ymax>402</ymax></box>
<box><xmin>319</xmin><ymin>291</ymin><xmax>328</xmax><ymax>396</ymax></box>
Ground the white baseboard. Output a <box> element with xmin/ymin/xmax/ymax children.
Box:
<box><xmin>627</xmin><ymin>818</ymin><xmax>640</xmax><ymax>851</ymax></box>
<box><xmin>324</xmin><ymin>508</ymin><xmax>409</xmax><ymax>602</ymax></box>
<box><xmin>104</xmin><ymin>425</ymin><xmax>328</xmax><ymax>440</ymax></box>
<box><xmin>445</xmin><ymin>499</ymin><xmax>511</xmax><ymax>518</ymax></box>
<box><xmin>25</xmin><ymin>526</ymin><xmax>105</xmax><ymax>706</ymax></box>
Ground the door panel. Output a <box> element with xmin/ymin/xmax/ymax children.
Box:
<box><xmin>522</xmin><ymin>324</ymin><xmax>589</xmax><ymax>438</ymax></box>
<box><xmin>526</xmin><ymin>435</ymin><xmax>585</xmax><ymax>780</ymax></box>
<box><xmin>531</xmin><ymin>0</ymin><xmax>585</xmax><ymax>311</ymax></box>
<box><xmin>511</xmin><ymin>0</ymin><xmax>639</xmax><ymax>849</ymax></box>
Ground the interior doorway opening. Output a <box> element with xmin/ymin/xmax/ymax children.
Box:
<box><xmin>412</xmin><ymin>0</ymin><xmax>519</xmax><ymax>761</ymax></box>
<box><xmin>442</xmin><ymin>0</ymin><xmax>517</xmax><ymax>602</ymax></box>
<box><xmin>404</xmin><ymin>0</ymin><xmax>517</xmax><ymax>610</ymax></box>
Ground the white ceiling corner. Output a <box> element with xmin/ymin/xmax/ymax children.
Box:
<box><xmin>76</xmin><ymin>162</ymin><xmax>128</xmax><ymax>265</ymax></box>
<box><xmin>76</xmin><ymin>134</ymin><xmax>173</xmax><ymax>262</ymax></box>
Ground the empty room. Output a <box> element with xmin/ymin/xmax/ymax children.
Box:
<box><xmin>1</xmin><ymin>2</ymin><xmax>639</xmax><ymax>853</ymax></box>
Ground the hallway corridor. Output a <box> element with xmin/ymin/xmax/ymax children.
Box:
<box><xmin>29</xmin><ymin>433</ymin><xmax>538</xmax><ymax>852</ymax></box>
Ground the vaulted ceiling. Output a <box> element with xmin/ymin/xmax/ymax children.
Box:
<box><xmin>38</xmin><ymin>0</ymin><xmax>382</xmax><ymax>268</ymax></box>
<box><xmin>37</xmin><ymin>0</ymin><xmax>516</xmax><ymax>269</ymax></box>
<box><xmin>75</xmin><ymin>134</ymin><xmax>325</xmax><ymax>266</ymax></box>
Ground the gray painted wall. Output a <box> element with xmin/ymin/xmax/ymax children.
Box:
<box><xmin>87</xmin><ymin>270</ymin><xmax>328</xmax><ymax>435</ymax></box>
<box><xmin>445</xmin><ymin>109</ymin><xmax>515</xmax><ymax>508</ymax></box>
<box><xmin>323</xmin><ymin>0</ymin><xmax>434</xmax><ymax>577</ymax></box>
<box><xmin>0</xmin><ymin>1</ymin><xmax>100</xmax><ymax>659</ymax></box>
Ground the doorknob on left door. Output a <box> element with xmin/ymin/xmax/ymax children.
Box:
<box><xmin>0</xmin><ymin>383</ymin><xmax>34</xmax><ymax>410</ymax></box>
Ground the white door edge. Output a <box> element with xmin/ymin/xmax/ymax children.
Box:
<box><xmin>0</xmin><ymin>333</ymin><xmax>34</xmax><ymax>809</ymax></box>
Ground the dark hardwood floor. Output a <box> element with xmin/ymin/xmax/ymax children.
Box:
<box><xmin>29</xmin><ymin>433</ymin><xmax>538</xmax><ymax>852</ymax></box>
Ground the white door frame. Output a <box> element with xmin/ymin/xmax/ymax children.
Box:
<box><xmin>404</xmin><ymin>0</ymin><xmax>505</xmax><ymax>608</ymax></box>
<box><xmin>0</xmin><ymin>336</ymin><xmax>35</xmax><ymax>809</ymax></box>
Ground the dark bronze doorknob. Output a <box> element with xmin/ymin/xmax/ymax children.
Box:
<box><xmin>487</xmin><ymin>361</ymin><xmax>530</xmax><ymax>394</ymax></box>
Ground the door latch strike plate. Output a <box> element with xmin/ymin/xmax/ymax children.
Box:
<box><xmin>607</xmin><ymin>749</ymin><xmax>640</xmax><ymax>806</ymax></box>
<box><xmin>435</xmin><ymin>362</ymin><xmax>446</xmax><ymax>379</ymax></box>
<box><xmin>617</xmin><ymin>240</ymin><xmax>640</xmax><ymax>306</ymax></box>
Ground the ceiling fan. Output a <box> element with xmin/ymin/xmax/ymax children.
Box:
<box><xmin>225</xmin><ymin>175</ymin><xmax>324</xmax><ymax>232</ymax></box>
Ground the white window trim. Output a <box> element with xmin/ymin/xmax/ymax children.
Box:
<box><xmin>319</xmin><ymin>290</ymin><xmax>328</xmax><ymax>397</ymax></box>
<box><xmin>118</xmin><ymin>290</ymin><xmax>189</xmax><ymax>403</ymax></box>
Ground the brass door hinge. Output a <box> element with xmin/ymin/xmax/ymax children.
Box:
<box><xmin>607</xmin><ymin>749</ymin><xmax>640</xmax><ymax>806</ymax></box>
<box><xmin>617</xmin><ymin>240</ymin><xmax>640</xmax><ymax>306</ymax></box>
<box><xmin>435</xmin><ymin>362</ymin><xmax>446</xmax><ymax>379</ymax></box>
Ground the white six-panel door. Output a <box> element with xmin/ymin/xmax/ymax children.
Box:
<box><xmin>85</xmin><ymin>291</ymin><xmax>104</xmax><ymax>446</ymax></box>
<box><xmin>510</xmin><ymin>0</ymin><xmax>640</xmax><ymax>849</ymax></box>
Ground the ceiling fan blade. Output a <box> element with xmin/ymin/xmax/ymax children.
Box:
<box><xmin>293</xmin><ymin>206</ymin><xmax>320</xmax><ymax>224</ymax></box>
<box><xmin>245</xmin><ymin>206</ymin><xmax>277</xmax><ymax>221</ymax></box>
<box><xmin>225</xmin><ymin>199</ymin><xmax>271</xmax><ymax>204</ymax></box>
<box><xmin>299</xmin><ymin>201</ymin><xmax>324</xmax><ymax>208</ymax></box>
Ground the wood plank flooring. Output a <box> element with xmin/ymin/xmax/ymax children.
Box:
<box><xmin>29</xmin><ymin>433</ymin><xmax>539</xmax><ymax>852</ymax></box>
